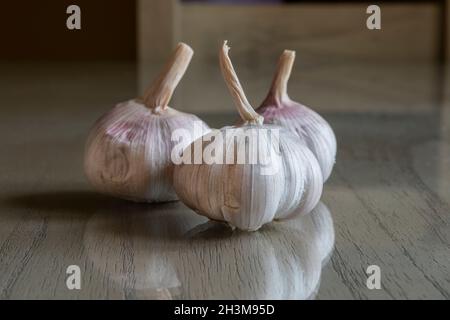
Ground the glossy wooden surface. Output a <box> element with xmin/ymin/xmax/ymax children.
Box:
<box><xmin>0</xmin><ymin>62</ymin><xmax>449</xmax><ymax>299</ymax></box>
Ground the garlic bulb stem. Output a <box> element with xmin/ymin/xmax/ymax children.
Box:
<box><xmin>143</xmin><ymin>42</ymin><xmax>194</xmax><ymax>111</ymax></box>
<box><xmin>267</xmin><ymin>50</ymin><xmax>295</xmax><ymax>106</ymax></box>
<box><xmin>220</xmin><ymin>41</ymin><xmax>264</xmax><ymax>125</ymax></box>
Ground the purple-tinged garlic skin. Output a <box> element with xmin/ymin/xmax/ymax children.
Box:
<box><xmin>257</xmin><ymin>99</ymin><xmax>336</xmax><ymax>182</ymax></box>
<box><xmin>256</xmin><ymin>50</ymin><xmax>337</xmax><ymax>181</ymax></box>
<box><xmin>84</xmin><ymin>43</ymin><xmax>210</xmax><ymax>203</ymax></box>
<box><xmin>84</xmin><ymin>101</ymin><xmax>209</xmax><ymax>202</ymax></box>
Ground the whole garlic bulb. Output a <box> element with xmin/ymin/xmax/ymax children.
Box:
<box><xmin>173</xmin><ymin>41</ymin><xmax>323</xmax><ymax>231</ymax></box>
<box><xmin>255</xmin><ymin>50</ymin><xmax>336</xmax><ymax>181</ymax></box>
<box><xmin>84</xmin><ymin>43</ymin><xmax>210</xmax><ymax>203</ymax></box>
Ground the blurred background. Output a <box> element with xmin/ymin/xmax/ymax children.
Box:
<box><xmin>0</xmin><ymin>0</ymin><xmax>448</xmax><ymax>115</ymax></box>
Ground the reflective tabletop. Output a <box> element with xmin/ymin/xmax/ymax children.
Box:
<box><xmin>0</xmin><ymin>61</ymin><xmax>449</xmax><ymax>299</ymax></box>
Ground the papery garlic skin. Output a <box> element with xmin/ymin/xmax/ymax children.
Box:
<box><xmin>274</xmin><ymin>129</ymin><xmax>324</xmax><ymax>220</ymax></box>
<box><xmin>85</xmin><ymin>101</ymin><xmax>209</xmax><ymax>202</ymax></box>
<box><xmin>173</xmin><ymin>41</ymin><xmax>323</xmax><ymax>231</ymax></box>
<box><xmin>84</xmin><ymin>43</ymin><xmax>210</xmax><ymax>203</ymax></box>
<box><xmin>174</xmin><ymin>125</ymin><xmax>323</xmax><ymax>231</ymax></box>
<box><xmin>256</xmin><ymin>50</ymin><xmax>336</xmax><ymax>181</ymax></box>
<box><xmin>257</xmin><ymin>100</ymin><xmax>336</xmax><ymax>182</ymax></box>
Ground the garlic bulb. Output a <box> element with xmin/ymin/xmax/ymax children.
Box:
<box><xmin>255</xmin><ymin>50</ymin><xmax>336</xmax><ymax>181</ymax></box>
<box><xmin>173</xmin><ymin>41</ymin><xmax>323</xmax><ymax>231</ymax></box>
<box><xmin>84</xmin><ymin>43</ymin><xmax>210</xmax><ymax>203</ymax></box>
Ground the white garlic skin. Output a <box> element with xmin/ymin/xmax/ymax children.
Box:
<box><xmin>84</xmin><ymin>99</ymin><xmax>210</xmax><ymax>203</ymax></box>
<box><xmin>256</xmin><ymin>99</ymin><xmax>337</xmax><ymax>181</ymax></box>
<box><xmin>173</xmin><ymin>125</ymin><xmax>323</xmax><ymax>231</ymax></box>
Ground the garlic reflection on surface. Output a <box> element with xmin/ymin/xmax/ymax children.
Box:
<box><xmin>284</xmin><ymin>202</ymin><xmax>335</xmax><ymax>264</ymax></box>
<box><xmin>83</xmin><ymin>201</ymin><xmax>334</xmax><ymax>299</ymax></box>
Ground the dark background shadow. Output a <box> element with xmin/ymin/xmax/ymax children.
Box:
<box><xmin>0</xmin><ymin>0</ymin><xmax>136</xmax><ymax>61</ymax></box>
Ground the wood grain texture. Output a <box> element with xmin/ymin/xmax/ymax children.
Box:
<box><xmin>0</xmin><ymin>61</ymin><xmax>449</xmax><ymax>299</ymax></box>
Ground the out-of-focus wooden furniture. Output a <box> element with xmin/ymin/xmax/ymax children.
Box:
<box><xmin>138</xmin><ymin>1</ymin><xmax>447</xmax><ymax>114</ymax></box>
<box><xmin>447</xmin><ymin>0</ymin><xmax>450</xmax><ymax>61</ymax></box>
<box><xmin>139</xmin><ymin>1</ymin><xmax>445</xmax><ymax>63</ymax></box>
<box><xmin>138</xmin><ymin>0</ymin><xmax>180</xmax><ymax>63</ymax></box>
